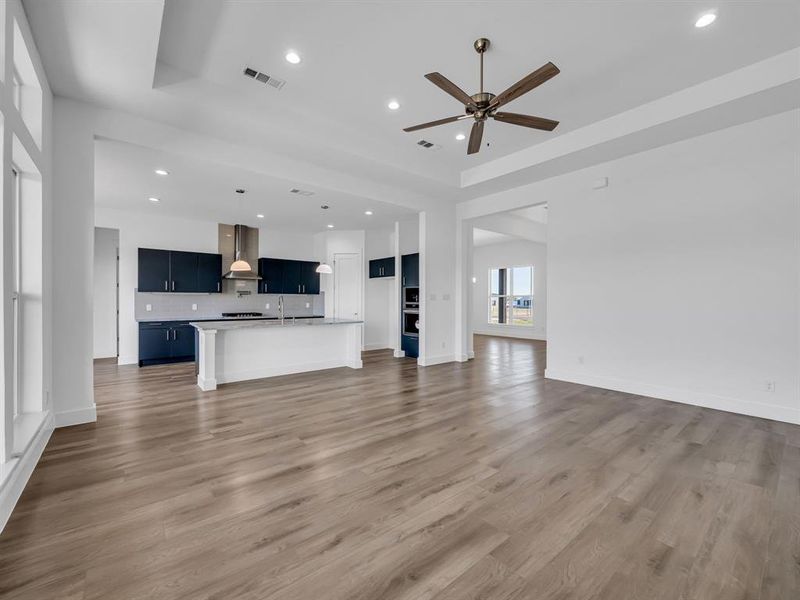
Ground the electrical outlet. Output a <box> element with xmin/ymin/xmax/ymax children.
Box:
<box><xmin>191</xmin><ymin>304</ymin><xmax>197</xmax><ymax>311</ymax></box>
<box><xmin>441</xmin><ymin>341</ymin><xmax>445</xmax><ymax>349</ymax></box>
<box><xmin>306</xmin><ymin>302</ymin><xmax>310</xmax><ymax>308</ymax></box>
<box><xmin>766</xmin><ymin>381</ymin><xmax>776</xmax><ymax>392</ymax></box>
<box><xmin>145</xmin><ymin>304</ymin><xmax>152</xmax><ymax>312</ymax></box>
<box><xmin>265</xmin><ymin>303</ymin><xmax>270</xmax><ymax>309</ymax></box>
<box><xmin>578</xmin><ymin>356</ymin><xmax>585</xmax><ymax>365</ymax></box>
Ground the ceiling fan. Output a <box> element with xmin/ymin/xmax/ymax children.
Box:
<box><xmin>403</xmin><ymin>38</ymin><xmax>560</xmax><ymax>155</ymax></box>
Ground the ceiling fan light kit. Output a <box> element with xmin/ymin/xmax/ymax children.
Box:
<box><xmin>404</xmin><ymin>38</ymin><xmax>560</xmax><ymax>155</ymax></box>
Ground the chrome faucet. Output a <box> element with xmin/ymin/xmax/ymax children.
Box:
<box><xmin>278</xmin><ymin>295</ymin><xmax>284</xmax><ymax>324</ymax></box>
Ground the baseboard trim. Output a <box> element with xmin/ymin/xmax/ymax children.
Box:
<box><xmin>544</xmin><ymin>368</ymin><xmax>800</xmax><ymax>425</ymax></box>
<box><xmin>55</xmin><ymin>406</ymin><xmax>98</xmax><ymax>428</ymax></box>
<box><xmin>118</xmin><ymin>355</ymin><xmax>137</xmax><ymax>366</ymax></box>
<box><xmin>418</xmin><ymin>354</ymin><xmax>456</xmax><ymax>367</ymax></box>
<box><xmin>473</xmin><ymin>328</ymin><xmax>546</xmax><ymax>341</ymax></box>
<box><xmin>363</xmin><ymin>342</ymin><xmax>390</xmax><ymax>351</ymax></box>
<box><xmin>393</xmin><ymin>349</ymin><xmax>406</xmax><ymax>358</ymax></box>
<box><xmin>1</xmin><ymin>412</ymin><xmax>54</xmax><ymax>532</ymax></box>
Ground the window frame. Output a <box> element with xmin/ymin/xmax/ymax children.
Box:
<box><xmin>487</xmin><ymin>265</ymin><xmax>534</xmax><ymax>327</ymax></box>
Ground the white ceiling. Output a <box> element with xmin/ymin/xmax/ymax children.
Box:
<box><xmin>512</xmin><ymin>204</ymin><xmax>548</xmax><ymax>225</ymax></box>
<box><xmin>472</xmin><ymin>228</ymin><xmax>515</xmax><ymax>247</ymax></box>
<box><xmin>23</xmin><ymin>0</ymin><xmax>800</xmax><ymax>221</ymax></box>
<box><xmin>95</xmin><ymin>139</ymin><xmax>414</xmax><ymax>231</ymax></box>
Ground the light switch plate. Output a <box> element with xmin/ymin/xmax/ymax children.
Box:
<box><xmin>191</xmin><ymin>304</ymin><xmax>197</xmax><ymax>311</ymax></box>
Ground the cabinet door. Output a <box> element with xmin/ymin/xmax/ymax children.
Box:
<box><xmin>381</xmin><ymin>257</ymin><xmax>396</xmax><ymax>278</ymax></box>
<box><xmin>170</xmin><ymin>251</ymin><xmax>198</xmax><ymax>292</ymax></box>
<box><xmin>402</xmin><ymin>253</ymin><xmax>419</xmax><ymax>287</ymax></box>
<box><xmin>368</xmin><ymin>258</ymin><xmax>382</xmax><ymax>279</ymax></box>
<box><xmin>258</xmin><ymin>258</ymin><xmax>284</xmax><ymax>294</ymax></box>
<box><xmin>138</xmin><ymin>248</ymin><xmax>171</xmax><ymax>292</ymax></box>
<box><xmin>401</xmin><ymin>334</ymin><xmax>419</xmax><ymax>358</ymax></box>
<box><xmin>171</xmin><ymin>324</ymin><xmax>195</xmax><ymax>358</ymax></box>
<box><xmin>196</xmin><ymin>253</ymin><xmax>222</xmax><ymax>293</ymax></box>
<box><xmin>282</xmin><ymin>260</ymin><xmax>303</xmax><ymax>294</ymax></box>
<box><xmin>139</xmin><ymin>325</ymin><xmax>171</xmax><ymax>361</ymax></box>
<box><xmin>302</xmin><ymin>261</ymin><xmax>320</xmax><ymax>294</ymax></box>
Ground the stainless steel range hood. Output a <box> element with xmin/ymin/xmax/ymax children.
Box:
<box><xmin>219</xmin><ymin>224</ymin><xmax>261</xmax><ymax>280</ymax></box>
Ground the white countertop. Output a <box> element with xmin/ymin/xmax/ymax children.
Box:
<box><xmin>191</xmin><ymin>317</ymin><xmax>363</xmax><ymax>331</ymax></box>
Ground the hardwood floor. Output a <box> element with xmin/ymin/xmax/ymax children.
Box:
<box><xmin>1</xmin><ymin>335</ymin><xmax>798</xmax><ymax>599</ymax></box>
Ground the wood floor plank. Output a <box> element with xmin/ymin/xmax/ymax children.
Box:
<box><xmin>0</xmin><ymin>336</ymin><xmax>797</xmax><ymax>600</ymax></box>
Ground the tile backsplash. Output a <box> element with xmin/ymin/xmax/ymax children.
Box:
<box><xmin>135</xmin><ymin>289</ymin><xmax>324</xmax><ymax>321</ymax></box>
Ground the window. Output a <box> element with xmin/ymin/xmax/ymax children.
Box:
<box><xmin>488</xmin><ymin>266</ymin><xmax>534</xmax><ymax>326</ymax></box>
<box><xmin>10</xmin><ymin>167</ymin><xmax>20</xmax><ymax>420</ymax></box>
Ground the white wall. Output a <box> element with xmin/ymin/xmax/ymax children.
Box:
<box><xmin>315</xmin><ymin>229</ymin><xmax>365</xmax><ymax>321</ymax></box>
<box><xmin>364</xmin><ymin>228</ymin><xmax>395</xmax><ymax>351</ymax></box>
<box><xmin>543</xmin><ymin>109</ymin><xmax>799</xmax><ymax>424</ymax></box>
<box><xmin>419</xmin><ymin>205</ymin><xmax>457</xmax><ymax>366</ymax></box>
<box><xmin>94</xmin><ymin>206</ymin><xmax>318</xmax><ymax>365</ymax></box>
<box><xmin>472</xmin><ymin>239</ymin><xmax>547</xmax><ymax>341</ymax></box>
<box><xmin>93</xmin><ymin>227</ymin><xmax>118</xmax><ymax>359</ymax></box>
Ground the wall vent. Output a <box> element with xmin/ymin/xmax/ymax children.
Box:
<box><xmin>416</xmin><ymin>139</ymin><xmax>442</xmax><ymax>150</ymax></box>
<box><xmin>243</xmin><ymin>66</ymin><xmax>286</xmax><ymax>90</ymax></box>
<box><xmin>289</xmin><ymin>188</ymin><xmax>315</xmax><ymax>196</ymax></box>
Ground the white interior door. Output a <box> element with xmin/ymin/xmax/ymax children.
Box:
<box><xmin>334</xmin><ymin>253</ymin><xmax>361</xmax><ymax>321</ymax></box>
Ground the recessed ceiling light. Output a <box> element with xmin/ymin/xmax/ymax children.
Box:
<box><xmin>695</xmin><ymin>13</ymin><xmax>716</xmax><ymax>27</ymax></box>
<box><xmin>455</xmin><ymin>133</ymin><xmax>466</xmax><ymax>141</ymax></box>
<box><xmin>235</xmin><ymin>188</ymin><xmax>245</xmax><ymax>194</ymax></box>
<box><xmin>387</xmin><ymin>100</ymin><xmax>400</xmax><ymax>110</ymax></box>
<box><xmin>285</xmin><ymin>51</ymin><xmax>301</xmax><ymax>64</ymax></box>
<box><xmin>364</xmin><ymin>210</ymin><xmax>373</xmax><ymax>215</ymax></box>
<box><xmin>154</xmin><ymin>169</ymin><xmax>169</xmax><ymax>176</ymax></box>
<box><xmin>256</xmin><ymin>214</ymin><xmax>264</xmax><ymax>219</ymax></box>
<box><xmin>148</xmin><ymin>197</ymin><xmax>160</xmax><ymax>203</ymax></box>
<box><xmin>327</xmin><ymin>224</ymin><xmax>334</xmax><ymax>229</ymax></box>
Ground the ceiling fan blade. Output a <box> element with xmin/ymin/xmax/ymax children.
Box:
<box><xmin>493</xmin><ymin>112</ymin><xmax>559</xmax><ymax>131</ymax></box>
<box><xmin>403</xmin><ymin>115</ymin><xmax>468</xmax><ymax>132</ymax></box>
<box><xmin>490</xmin><ymin>62</ymin><xmax>560</xmax><ymax>109</ymax></box>
<box><xmin>424</xmin><ymin>72</ymin><xmax>477</xmax><ymax>107</ymax></box>
<box><xmin>467</xmin><ymin>120</ymin><xmax>484</xmax><ymax>155</ymax></box>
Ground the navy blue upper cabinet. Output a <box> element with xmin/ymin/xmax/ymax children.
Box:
<box><xmin>282</xmin><ymin>260</ymin><xmax>303</xmax><ymax>294</ymax></box>
<box><xmin>170</xmin><ymin>251</ymin><xmax>198</xmax><ymax>292</ymax></box>
<box><xmin>402</xmin><ymin>253</ymin><xmax>419</xmax><ymax>287</ymax></box>
<box><xmin>138</xmin><ymin>249</ymin><xmax>171</xmax><ymax>292</ymax></box>
<box><xmin>258</xmin><ymin>258</ymin><xmax>284</xmax><ymax>294</ymax></box>
<box><xmin>301</xmin><ymin>261</ymin><xmax>320</xmax><ymax>295</ymax></box>
<box><xmin>369</xmin><ymin>257</ymin><xmax>395</xmax><ymax>279</ymax></box>
<box><xmin>196</xmin><ymin>252</ymin><xmax>222</xmax><ymax>293</ymax></box>
<box><xmin>258</xmin><ymin>258</ymin><xmax>320</xmax><ymax>294</ymax></box>
<box><xmin>138</xmin><ymin>248</ymin><xmax>223</xmax><ymax>293</ymax></box>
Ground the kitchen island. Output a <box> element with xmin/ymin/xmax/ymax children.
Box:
<box><xmin>191</xmin><ymin>318</ymin><xmax>363</xmax><ymax>391</ymax></box>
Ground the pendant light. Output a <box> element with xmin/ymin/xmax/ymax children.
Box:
<box><xmin>316</xmin><ymin>262</ymin><xmax>332</xmax><ymax>274</ymax></box>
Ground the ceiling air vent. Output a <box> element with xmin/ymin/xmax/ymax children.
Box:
<box><xmin>243</xmin><ymin>66</ymin><xmax>286</xmax><ymax>90</ymax></box>
<box><xmin>289</xmin><ymin>188</ymin><xmax>315</xmax><ymax>196</ymax></box>
<box><xmin>416</xmin><ymin>139</ymin><xmax>442</xmax><ymax>151</ymax></box>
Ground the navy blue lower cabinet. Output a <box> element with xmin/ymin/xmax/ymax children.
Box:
<box><xmin>139</xmin><ymin>321</ymin><xmax>196</xmax><ymax>366</ymax></box>
<box><xmin>401</xmin><ymin>334</ymin><xmax>419</xmax><ymax>359</ymax></box>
